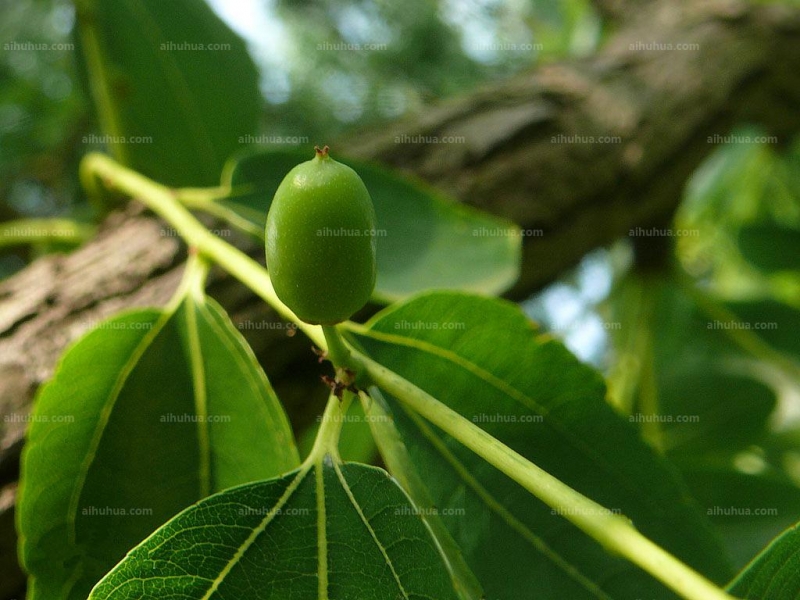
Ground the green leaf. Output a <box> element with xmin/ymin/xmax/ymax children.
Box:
<box><xmin>74</xmin><ymin>0</ymin><xmax>261</xmax><ymax>186</ymax></box>
<box><xmin>88</xmin><ymin>461</ymin><xmax>460</xmax><ymax>600</ymax></box>
<box><xmin>725</xmin><ymin>300</ymin><xmax>800</xmax><ymax>362</ymax></box>
<box><xmin>728</xmin><ymin>521</ymin><xmax>800</xmax><ymax>599</ymax></box>
<box><xmin>362</xmin><ymin>389</ymin><xmax>485</xmax><ymax>600</ymax></box>
<box><xmin>639</xmin><ymin>279</ymin><xmax>782</xmax><ymax>457</ymax></box>
<box><xmin>349</xmin><ymin>291</ymin><xmax>733</xmax><ymax>599</ymax></box>
<box><xmin>658</xmin><ymin>371</ymin><xmax>776</xmax><ymax>457</ymax></box>
<box><xmin>219</xmin><ymin>149</ymin><xmax>521</xmax><ymax>301</ymax></box>
<box><xmin>680</xmin><ymin>465</ymin><xmax>800</xmax><ymax>570</ymax></box>
<box><xmin>609</xmin><ymin>277</ymin><xmax>799</xmax><ymax>567</ymax></box>
<box><xmin>738</xmin><ymin>223</ymin><xmax>800</xmax><ymax>274</ymax></box>
<box><xmin>17</xmin><ymin>295</ymin><xmax>299</xmax><ymax>600</ymax></box>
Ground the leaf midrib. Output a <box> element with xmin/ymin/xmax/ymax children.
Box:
<box><xmin>334</xmin><ymin>462</ymin><xmax>410</xmax><ymax>599</ymax></box>
<box><xmin>316</xmin><ymin>459</ymin><xmax>329</xmax><ymax>600</ymax></box>
<box><xmin>198</xmin><ymin>466</ymin><xmax>311</xmax><ymax>600</ymax></box>
<box><xmin>186</xmin><ymin>297</ymin><xmax>211</xmax><ymax>498</ymax></box>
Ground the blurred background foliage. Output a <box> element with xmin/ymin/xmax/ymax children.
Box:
<box><xmin>1</xmin><ymin>0</ymin><xmax>799</xmax><ymax>573</ymax></box>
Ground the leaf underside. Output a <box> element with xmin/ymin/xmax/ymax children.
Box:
<box><xmin>18</xmin><ymin>297</ymin><xmax>298</xmax><ymax>600</ymax></box>
<box><xmin>89</xmin><ymin>461</ymin><xmax>460</xmax><ymax>600</ymax></box>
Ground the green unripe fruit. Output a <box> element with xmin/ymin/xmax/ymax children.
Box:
<box><xmin>266</xmin><ymin>146</ymin><xmax>377</xmax><ymax>325</ymax></box>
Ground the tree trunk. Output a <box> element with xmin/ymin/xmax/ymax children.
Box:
<box><xmin>1</xmin><ymin>1</ymin><xmax>799</xmax><ymax>596</ymax></box>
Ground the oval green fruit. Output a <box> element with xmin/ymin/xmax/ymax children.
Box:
<box><xmin>266</xmin><ymin>146</ymin><xmax>377</xmax><ymax>325</ymax></box>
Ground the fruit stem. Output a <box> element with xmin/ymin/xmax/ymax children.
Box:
<box><xmin>322</xmin><ymin>325</ymin><xmax>353</xmax><ymax>370</ymax></box>
<box><xmin>314</xmin><ymin>145</ymin><xmax>330</xmax><ymax>159</ymax></box>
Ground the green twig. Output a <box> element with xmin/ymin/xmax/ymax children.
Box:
<box><xmin>0</xmin><ymin>219</ymin><xmax>96</xmax><ymax>249</ymax></box>
<box><xmin>75</xmin><ymin>2</ymin><xmax>129</xmax><ymax>216</ymax></box>
<box><xmin>175</xmin><ymin>188</ymin><xmax>265</xmax><ymax>239</ymax></box>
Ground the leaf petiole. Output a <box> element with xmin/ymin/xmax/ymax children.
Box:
<box><xmin>305</xmin><ymin>391</ymin><xmax>353</xmax><ymax>466</ymax></box>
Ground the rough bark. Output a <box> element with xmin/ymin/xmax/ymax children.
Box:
<box><xmin>2</xmin><ymin>1</ymin><xmax>800</xmax><ymax>596</ymax></box>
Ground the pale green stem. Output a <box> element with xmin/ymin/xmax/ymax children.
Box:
<box><xmin>174</xmin><ymin>187</ymin><xmax>229</xmax><ymax>203</ymax></box>
<box><xmin>322</xmin><ymin>325</ymin><xmax>354</xmax><ymax>370</ymax></box>
<box><xmin>176</xmin><ymin>189</ymin><xmax>265</xmax><ymax>239</ymax></box>
<box><xmin>305</xmin><ymin>391</ymin><xmax>353</xmax><ymax>466</ymax></box>
<box><xmin>349</xmin><ymin>349</ymin><xmax>737</xmax><ymax>600</ymax></box>
<box><xmin>165</xmin><ymin>251</ymin><xmax>210</xmax><ymax>312</ymax></box>
<box><xmin>0</xmin><ymin>219</ymin><xmax>95</xmax><ymax>248</ymax></box>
